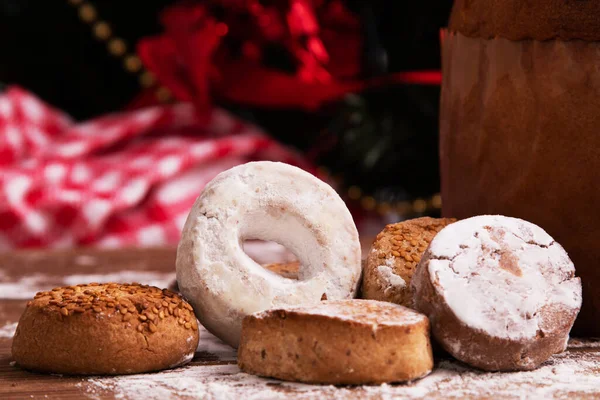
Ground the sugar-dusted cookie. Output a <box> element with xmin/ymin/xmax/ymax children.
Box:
<box><xmin>177</xmin><ymin>161</ymin><xmax>361</xmax><ymax>347</ymax></box>
<box><xmin>412</xmin><ymin>215</ymin><xmax>582</xmax><ymax>371</ymax></box>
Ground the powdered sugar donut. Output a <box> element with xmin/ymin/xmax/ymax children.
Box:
<box><xmin>412</xmin><ymin>215</ymin><xmax>582</xmax><ymax>371</ymax></box>
<box><xmin>176</xmin><ymin>161</ymin><xmax>361</xmax><ymax>347</ymax></box>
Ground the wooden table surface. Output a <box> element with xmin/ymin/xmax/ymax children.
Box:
<box><xmin>1</xmin><ymin>248</ymin><xmax>599</xmax><ymax>400</ymax></box>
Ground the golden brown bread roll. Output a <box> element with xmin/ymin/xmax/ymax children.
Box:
<box><xmin>12</xmin><ymin>283</ymin><xmax>199</xmax><ymax>375</ymax></box>
<box><xmin>238</xmin><ymin>299</ymin><xmax>433</xmax><ymax>384</ymax></box>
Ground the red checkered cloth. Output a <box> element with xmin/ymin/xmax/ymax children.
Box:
<box><xmin>0</xmin><ymin>87</ymin><xmax>311</xmax><ymax>250</ymax></box>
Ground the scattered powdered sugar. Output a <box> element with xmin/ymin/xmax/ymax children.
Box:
<box><xmin>568</xmin><ymin>338</ymin><xmax>600</xmax><ymax>348</ymax></box>
<box><xmin>169</xmin><ymin>352</ymin><xmax>195</xmax><ymax>369</ymax></box>
<box><xmin>254</xmin><ymin>299</ymin><xmax>426</xmax><ymax>327</ymax></box>
<box><xmin>0</xmin><ymin>271</ymin><xmax>175</xmax><ymax>299</ymax></box>
<box><xmin>82</xmin><ymin>347</ymin><xmax>600</xmax><ymax>400</ymax></box>
<box><xmin>73</xmin><ymin>255</ymin><xmax>100</xmax><ymax>267</ymax></box>
<box><xmin>196</xmin><ymin>325</ymin><xmax>236</xmax><ymax>361</ymax></box>
<box><xmin>376</xmin><ymin>257</ymin><xmax>406</xmax><ymax>293</ymax></box>
<box><xmin>0</xmin><ymin>321</ymin><xmax>18</xmax><ymax>338</ymax></box>
<box><xmin>0</xmin><ymin>272</ymin><xmax>56</xmax><ymax>299</ymax></box>
<box><xmin>430</xmin><ymin>215</ymin><xmax>554</xmax><ymax>257</ymax></box>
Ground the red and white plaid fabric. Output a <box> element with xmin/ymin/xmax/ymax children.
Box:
<box><xmin>0</xmin><ymin>87</ymin><xmax>311</xmax><ymax>250</ymax></box>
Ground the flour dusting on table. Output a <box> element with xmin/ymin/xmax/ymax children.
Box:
<box><xmin>0</xmin><ymin>322</ymin><xmax>17</xmax><ymax>338</ymax></box>
<box><xmin>568</xmin><ymin>338</ymin><xmax>600</xmax><ymax>348</ymax></box>
<box><xmin>0</xmin><ymin>271</ymin><xmax>175</xmax><ymax>299</ymax></box>
<box><xmin>83</xmin><ymin>343</ymin><xmax>600</xmax><ymax>400</ymax></box>
<box><xmin>196</xmin><ymin>325</ymin><xmax>236</xmax><ymax>361</ymax></box>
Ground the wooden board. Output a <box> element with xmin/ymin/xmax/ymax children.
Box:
<box><xmin>1</xmin><ymin>248</ymin><xmax>599</xmax><ymax>400</ymax></box>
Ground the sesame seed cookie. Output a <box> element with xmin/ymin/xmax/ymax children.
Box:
<box><xmin>12</xmin><ymin>283</ymin><xmax>199</xmax><ymax>375</ymax></box>
<box><xmin>361</xmin><ymin>217</ymin><xmax>456</xmax><ymax>307</ymax></box>
<box><xmin>238</xmin><ymin>299</ymin><xmax>433</xmax><ymax>384</ymax></box>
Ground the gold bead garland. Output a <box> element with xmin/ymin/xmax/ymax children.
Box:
<box><xmin>67</xmin><ymin>0</ymin><xmax>171</xmax><ymax>103</ymax></box>
<box><xmin>107</xmin><ymin>38</ymin><xmax>127</xmax><ymax>57</ymax></box>
<box><xmin>93</xmin><ymin>21</ymin><xmax>111</xmax><ymax>40</ymax></box>
<box><xmin>67</xmin><ymin>1</ymin><xmax>441</xmax><ymax>216</ymax></box>
<box><xmin>318</xmin><ymin>166</ymin><xmax>442</xmax><ymax>216</ymax></box>
<box><xmin>139</xmin><ymin>71</ymin><xmax>156</xmax><ymax>88</ymax></box>
<box><xmin>124</xmin><ymin>54</ymin><xmax>143</xmax><ymax>73</ymax></box>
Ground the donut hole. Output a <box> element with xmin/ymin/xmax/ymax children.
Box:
<box><xmin>242</xmin><ymin>239</ymin><xmax>300</xmax><ymax>280</ymax></box>
<box><xmin>239</xmin><ymin>206</ymin><xmax>331</xmax><ymax>282</ymax></box>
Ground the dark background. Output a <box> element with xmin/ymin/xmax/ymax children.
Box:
<box><xmin>0</xmin><ymin>0</ymin><xmax>453</xmax><ymax>211</ymax></box>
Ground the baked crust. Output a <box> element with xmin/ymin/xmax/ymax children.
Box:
<box><xmin>361</xmin><ymin>217</ymin><xmax>455</xmax><ymax>307</ymax></box>
<box><xmin>449</xmin><ymin>0</ymin><xmax>600</xmax><ymax>41</ymax></box>
<box><xmin>12</xmin><ymin>283</ymin><xmax>199</xmax><ymax>375</ymax></box>
<box><xmin>238</xmin><ymin>299</ymin><xmax>433</xmax><ymax>384</ymax></box>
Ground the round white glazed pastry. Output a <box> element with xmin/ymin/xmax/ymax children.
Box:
<box><xmin>412</xmin><ymin>215</ymin><xmax>582</xmax><ymax>371</ymax></box>
<box><xmin>176</xmin><ymin>161</ymin><xmax>361</xmax><ymax>347</ymax></box>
